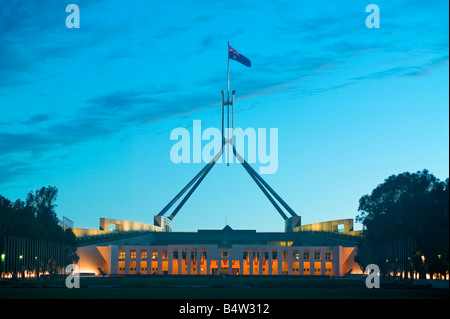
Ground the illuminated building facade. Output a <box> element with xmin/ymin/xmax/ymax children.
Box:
<box><xmin>77</xmin><ymin>225</ymin><xmax>360</xmax><ymax>276</ymax></box>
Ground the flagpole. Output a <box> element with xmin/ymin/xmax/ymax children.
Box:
<box><xmin>227</xmin><ymin>41</ymin><xmax>230</xmax><ymax>166</ymax></box>
<box><xmin>227</xmin><ymin>41</ymin><xmax>230</xmax><ymax>101</ymax></box>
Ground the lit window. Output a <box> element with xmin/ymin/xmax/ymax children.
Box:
<box><xmin>325</xmin><ymin>251</ymin><xmax>332</xmax><ymax>260</ymax></box>
<box><xmin>130</xmin><ymin>250</ymin><xmax>136</xmax><ymax>259</ymax></box>
<box><xmin>141</xmin><ymin>250</ymin><xmax>147</xmax><ymax>259</ymax></box>
<box><xmin>243</xmin><ymin>251</ymin><xmax>249</xmax><ymax>260</ymax></box>
<box><xmin>293</xmin><ymin>251</ymin><xmax>299</xmax><ymax>260</ymax></box>
<box><xmin>119</xmin><ymin>250</ymin><xmax>125</xmax><ymax>259</ymax></box>
<box><xmin>272</xmin><ymin>251</ymin><xmax>277</xmax><ymax>260</ymax></box>
<box><xmin>152</xmin><ymin>250</ymin><xmax>158</xmax><ymax>259</ymax></box>
<box><xmin>222</xmin><ymin>249</ymin><xmax>229</xmax><ymax>258</ymax></box>
<box><xmin>253</xmin><ymin>250</ymin><xmax>259</xmax><ymax>260</ymax></box>
<box><xmin>314</xmin><ymin>251</ymin><xmax>321</xmax><ymax>260</ymax></box>
<box><xmin>303</xmin><ymin>251</ymin><xmax>310</xmax><ymax>260</ymax></box>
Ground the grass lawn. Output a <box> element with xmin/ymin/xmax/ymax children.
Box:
<box><xmin>0</xmin><ymin>276</ymin><xmax>448</xmax><ymax>299</ymax></box>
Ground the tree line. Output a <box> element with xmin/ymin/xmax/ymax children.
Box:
<box><xmin>355</xmin><ymin>169</ymin><xmax>449</xmax><ymax>279</ymax></box>
<box><xmin>0</xmin><ymin>186</ymin><xmax>78</xmax><ymax>277</ymax></box>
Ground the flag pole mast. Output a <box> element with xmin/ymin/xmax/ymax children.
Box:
<box><xmin>227</xmin><ymin>41</ymin><xmax>230</xmax><ymax>101</ymax></box>
<box><xmin>227</xmin><ymin>41</ymin><xmax>230</xmax><ymax>166</ymax></box>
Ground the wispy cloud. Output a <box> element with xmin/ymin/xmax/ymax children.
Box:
<box><xmin>0</xmin><ymin>85</ymin><xmax>219</xmax><ymax>166</ymax></box>
<box><xmin>352</xmin><ymin>55</ymin><xmax>449</xmax><ymax>81</ymax></box>
<box><xmin>1</xmin><ymin>0</ymin><xmax>448</xmax><ymax>186</ymax></box>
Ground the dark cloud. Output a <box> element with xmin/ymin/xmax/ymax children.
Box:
<box><xmin>0</xmin><ymin>132</ymin><xmax>55</xmax><ymax>155</ymax></box>
<box><xmin>352</xmin><ymin>55</ymin><xmax>449</xmax><ymax>81</ymax></box>
<box><xmin>408</xmin><ymin>55</ymin><xmax>449</xmax><ymax>77</ymax></box>
<box><xmin>0</xmin><ymin>0</ymin><xmax>122</xmax><ymax>89</ymax></box>
<box><xmin>0</xmin><ymin>85</ymin><xmax>219</xmax><ymax>168</ymax></box>
<box><xmin>21</xmin><ymin>113</ymin><xmax>56</xmax><ymax>125</ymax></box>
<box><xmin>0</xmin><ymin>159</ymin><xmax>36</xmax><ymax>185</ymax></box>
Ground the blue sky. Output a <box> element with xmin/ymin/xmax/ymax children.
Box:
<box><xmin>1</xmin><ymin>0</ymin><xmax>448</xmax><ymax>232</ymax></box>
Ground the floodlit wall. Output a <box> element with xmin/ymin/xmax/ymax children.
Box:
<box><xmin>296</xmin><ymin>218</ymin><xmax>362</xmax><ymax>236</ymax></box>
<box><xmin>77</xmin><ymin>243</ymin><xmax>360</xmax><ymax>277</ymax></box>
<box><xmin>76</xmin><ymin>245</ymin><xmax>108</xmax><ymax>275</ymax></box>
<box><xmin>72</xmin><ymin>217</ymin><xmax>163</xmax><ymax>238</ymax></box>
<box><xmin>99</xmin><ymin>218</ymin><xmax>159</xmax><ymax>232</ymax></box>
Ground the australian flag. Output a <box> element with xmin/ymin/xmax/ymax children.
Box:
<box><xmin>228</xmin><ymin>44</ymin><xmax>251</xmax><ymax>67</ymax></box>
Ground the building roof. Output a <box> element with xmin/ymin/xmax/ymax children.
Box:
<box><xmin>84</xmin><ymin>226</ymin><xmax>359</xmax><ymax>248</ymax></box>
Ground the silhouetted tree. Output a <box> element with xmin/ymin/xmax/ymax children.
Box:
<box><xmin>356</xmin><ymin>170</ymin><xmax>449</xmax><ymax>278</ymax></box>
<box><xmin>26</xmin><ymin>186</ymin><xmax>60</xmax><ymax>241</ymax></box>
<box><xmin>0</xmin><ymin>186</ymin><xmax>78</xmax><ymax>277</ymax></box>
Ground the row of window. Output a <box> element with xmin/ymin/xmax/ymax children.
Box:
<box><xmin>119</xmin><ymin>249</ymin><xmax>332</xmax><ymax>261</ymax></box>
<box><xmin>118</xmin><ymin>261</ymin><xmax>333</xmax><ymax>275</ymax></box>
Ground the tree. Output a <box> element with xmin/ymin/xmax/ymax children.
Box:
<box><xmin>356</xmin><ymin>170</ymin><xmax>449</xmax><ymax>278</ymax></box>
<box><xmin>0</xmin><ymin>186</ymin><xmax>79</xmax><ymax>278</ymax></box>
<box><xmin>26</xmin><ymin>186</ymin><xmax>60</xmax><ymax>241</ymax></box>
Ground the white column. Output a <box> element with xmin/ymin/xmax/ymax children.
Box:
<box><xmin>249</xmin><ymin>248</ymin><xmax>253</xmax><ymax>275</ymax></box>
<box><xmin>299</xmin><ymin>250</ymin><xmax>304</xmax><ymax>276</ymax></box>
<box><xmin>145</xmin><ymin>249</ymin><xmax>151</xmax><ymax>275</ymax></box>
<box><xmin>187</xmin><ymin>249</ymin><xmax>191</xmax><ymax>275</ymax></box>
<box><xmin>288</xmin><ymin>248</ymin><xmax>293</xmax><ymax>275</ymax></box>
<box><xmin>109</xmin><ymin>245</ymin><xmax>119</xmax><ymax>275</ymax></box>
<box><xmin>321</xmin><ymin>249</ymin><xmax>326</xmax><ymax>276</ymax></box>
<box><xmin>217</xmin><ymin>254</ymin><xmax>221</xmax><ymax>276</ymax></box>
<box><xmin>157</xmin><ymin>248</ymin><xmax>163</xmax><ymax>275</ymax></box>
<box><xmin>257</xmin><ymin>250</ymin><xmax>262</xmax><ymax>275</ymax></box>
<box><xmin>207</xmin><ymin>258</ymin><xmax>211</xmax><ymax>275</ymax></box>
<box><xmin>168</xmin><ymin>248</ymin><xmax>173</xmax><ymax>275</ymax></box>
<box><xmin>277</xmin><ymin>249</ymin><xmax>282</xmax><ymax>275</ymax></box>
<box><xmin>136</xmin><ymin>251</ymin><xmax>141</xmax><ymax>275</ymax></box>
<box><xmin>332</xmin><ymin>246</ymin><xmax>341</xmax><ymax>277</ymax></box>
<box><xmin>125</xmin><ymin>248</ymin><xmax>130</xmax><ymax>275</ymax></box>
<box><xmin>178</xmin><ymin>250</ymin><xmax>182</xmax><ymax>275</ymax></box>
<box><xmin>195</xmin><ymin>250</ymin><xmax>200</xmax><ymax>275</ymax></box>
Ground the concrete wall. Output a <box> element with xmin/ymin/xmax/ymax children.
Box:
<box><xmin>76</xmin><ymin>245</ymin><xmax>108</xmax><ymax>275</ymax></box>
<box><xmin>99</xmin><ymin>218</ymin><xmax>158</xmax><ymax>232</ymax></box>
<box><xmin>296</xmin><ymin>218</ymin><xmax>362</xmax><ymax>236</ymax></box>
<box><xmin>72</xmin><ymin>217</ymin><xmax>163</xmax><ymax>238</ymax></box>
<box><xmin>72</xmin><ymin>227</ymin><xmax>107</xmax><ymax>238</ymax></box>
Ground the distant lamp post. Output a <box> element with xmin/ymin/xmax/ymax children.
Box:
<box><xmin>34</xmin><ymin>257</ymin><xmax>38</xmax><ymax>278</ymax></box>
<box><xmin>1</xmin><ymin>253</ymin><xmax>5</xmax><ymax>278</ymax></box>
<box><xmin>19</xmin><ymin>255</ymin><xmax>23</xmax><ymax>280</ymax></box>
<box><xmin>421</xmin><ymin>255</ymin><xmax>429</xmax><ymax>279</ymax></box>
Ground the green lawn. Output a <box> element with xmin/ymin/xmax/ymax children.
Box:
<box><xmin>0</xmin><ymin>276</ymin><xmax>448</xmax><ymax>299</ymax></box>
